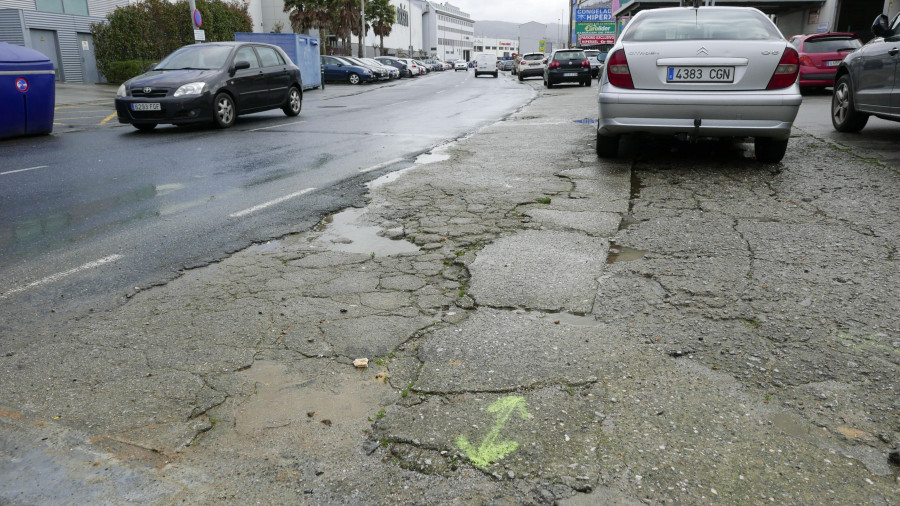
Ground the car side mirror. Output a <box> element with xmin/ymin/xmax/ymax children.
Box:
<box><xmin>150</xmin><ymin>62</ymin><xmax>158</xmax><ymax>70</ymax></box>
<box><xmin>872</xmin><ymin>14</ymin><xmax>890</xmax><ymax>37</ymax></box>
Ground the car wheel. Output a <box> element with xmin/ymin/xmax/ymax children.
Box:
<box><xmin>282</xmin><ymin>86</ymin><xmax>302</xmax><ymax>117</ymax></box>
<box><xmin>212</xmin><ymin>93</ymin><xmax>236</xmax><ymax>128</ymax></box>
<box><xmin>831</xmin><ymin>74</ymin><xmax>869</xmax><ymax>133</ymax></box>
<box><xmin>596</xmin><ymin>132</ymin><xmax>619</xmax><ymax>158</ymax></box>
<box><xmin>348</xmin><ymin>73</ymin><xmax>361</xmax><ymax>85</ymax></box>
<box><xmin>518</xmin><ymin>74</ymin><xmax>524</xmax><ymax>81</ymax></box>
<box><xmin>545</xmin><ymin>79</ymin><xmax>553</xmax><ymax>88</ymax></box>
<box><xmin>754</xmin><ymin>137</ymin><xmax>788</xmax><ymax>163</ymax></box>
<box><xmin>583</xmin><ymin>79</ymin><xmax>591</xmax><ymax>87</ymax></box>
<box><xmin>493</xmin><ymin>72</ymin><xmax>498</xmax><ymax>78</ymax></box>
<box><xmin>133</xmin><ymin>123</ymin><xmax>157</xmax><ymax>132</ymax></box>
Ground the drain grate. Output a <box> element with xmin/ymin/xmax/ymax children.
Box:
<box><xmin>573</xmin><ymin>118</ymin><xmax>598</xmax><ymax>124</ymax></box>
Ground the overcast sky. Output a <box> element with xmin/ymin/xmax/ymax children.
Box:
<box><xmin>447</xmin><ymin>0</ymin><xmax>572</xmax><ymax>24</ymax></box>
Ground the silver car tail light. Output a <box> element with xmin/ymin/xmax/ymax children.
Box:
<box><xmin>607</xmin><ymin>49</ymin><xmax>634</xmax><ymax>89</ymax></box>
<box><xmin>767</xmin><ymin>47</ymin><xmax>800</xmax><ymax>90</ymax></box>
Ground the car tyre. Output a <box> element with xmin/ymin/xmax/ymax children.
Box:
<box><xmin>348</xmin><ymin>73</ymin><xmax>361</xmax><ymax>85</ymax></box>
<box><xmin>831</xmin><ymin>74</ymin><xmax>869</xmax><ymax>133</ymax></box>
<box><xmin>493</xmin><ymin>72</ymin><xmax>498</xmax><ymax>78</ymax></box>
<box><xmin>582</xmin><ymin>79</ymin><xmax>591</xmax><ymax>87</ymax></box>
<box><xmin>545</xmin><ymin>78</ymin><xmax>553</xmax><ymax>88</ymax></box>
<box><xmin>133</xmin><ymin>123</ymin><xmax>157</xmax><ymax>132</ymax></box>
<box><xmin>283</xmin><ymin>86</ymin><xmax>302</xmax><ymax>117</ymax></box>
<box><xmin>754</xmin><ymin>137</ymin><xmax>788</xmax><ymax>163</ymax></box>
<box><xmin>518</xmin><ymin>74</ymin><xmax>524</xmax><ymax>81</ymax></box>
<box><xmin>596</xmin><ymin>132</ymin><xmax>619</xmax><ymax>158</ymax></box>
<box><xmin>213</xmin><ymin>92</ymin><xmax>236</xmax><ymax>129</ymax></box>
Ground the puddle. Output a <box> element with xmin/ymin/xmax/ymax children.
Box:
<box><xmin>367</xmin><ymin>166</ymin><xmax>418</xmax><ymax>190</ymax></box>
<box><xmin>539</xmin><ymin>312</ymin><xmax>601</xmax><ymax>327</ymax></box>
<box><xmin>311</xmin><ymin>207</ymin><xmax>419</xmax><ymax>257</ymax></box>
<box><xmin>606</xmin><ymin>243</ymin><xmax>647</xmax><ymax>264</ymax></box>
<box><xmin>415</xmin><ymin>151</ymin><xmax>451</xmax><ymax>165</ymax></box>
<box><xmin>235</xmin><ymin>361</ymin><xmax>392</xmax><ymax>441</ymax></box>
<box><xmin>247</xmin><ymin>240</ymin><xmax>282</xmax><ymax>253</ymax></box>
<box><xmin>771</xmin><ymin>412</ymin><xmax>811</xmax><ymax>438</ymax></box>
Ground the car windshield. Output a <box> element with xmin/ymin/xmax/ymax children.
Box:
<box><xmin>804</xmin><ymin>37</ymin><xmax>862</xmax><ymax>53</ymax></box>
<box><xmin>624</xmin><ymin>9</ymin><xmax>783</xmax><ymax>41</ymax></box>
<box><xmin>554</xmin><ymin>51</ymin><xmax>585</xmax><ymax>60</ymax></box>
<box><xmin>156</xmin><ymin>45</ymin><xmax>233</xmax><ymax>70</ymax></box>
<box><xmin>523</xmin><ymin>54</ymin><xmax>544</xmax><ymax>61</ymax></box>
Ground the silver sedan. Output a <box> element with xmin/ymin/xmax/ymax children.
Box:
<box><xmin>596</xmin><ymin>6</ymin><xmax>802</xmax><ymax>163</ymax></box>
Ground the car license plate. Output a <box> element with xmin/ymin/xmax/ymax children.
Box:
<box><xmin>131</xmin><ymin>103</ymin><xmax>161</xmax><ymax>111</ymax></box>
<box><xmin>563</xmin><ymin>72</ymin><xmax>577</xmax><ymax>77</ymax></box>
<box><xmin>826</xmin><ymin>60</ymin><xmax>841</xmax><ymax>67</ymax></box>
<box><xmin>667</xmin><ymin>67</ymin><xmax>734</xmax><ymax>83</ymax></box>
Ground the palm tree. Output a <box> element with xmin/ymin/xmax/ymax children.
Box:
<box><xmin>283</xmin><ymin>0</ymin><xmax>331</xmax><ymax>53</ymax></box>
<box><xmin>330</xmin><ymin>0</ymin><xmax>360</xmax><ymax>56</ymax></box>
<box><xmin>367</xmin><ymin>0</ymin><xmax>395</xmax><ymax>56</ymax></box>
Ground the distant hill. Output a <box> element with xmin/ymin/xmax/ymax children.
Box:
<box><xmin>473</xmin><ymin>20</ymin><xmax>569</xmax><ymax>45</ymax></box>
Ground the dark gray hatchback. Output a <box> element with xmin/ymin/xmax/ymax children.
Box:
<box><xmin>544</xmin><ymin>49</ymin><xmax>592</xmax><ymax>88</ymax></box>
<box><xmin>115</xmin><ymin>42</ymin><xmax>303</xmax><ymax>131</ymax></box>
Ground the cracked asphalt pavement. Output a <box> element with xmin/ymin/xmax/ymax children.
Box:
<box><xmin>1</xmin><ymin>81</ymin><xmax>898</xmax><ymax>504</ymax></box>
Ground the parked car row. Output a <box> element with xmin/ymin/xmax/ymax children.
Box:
<box><xmin>320</xmin><ymin>55</ymin><xmax>457</xmax><ymax>83</ymax></box>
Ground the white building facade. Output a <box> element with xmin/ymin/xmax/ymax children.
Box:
<box><xmin>472</xmin><ymin>37</ymin><xmax>518</xmax><ymax>59</ymax></box>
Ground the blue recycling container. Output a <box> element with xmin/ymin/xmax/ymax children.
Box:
<box><xmin>234</xmin><ymin>33</ymin><xmax>322</xmax><ymax>90</ymax></box>
<box><xmin>0</xmin><ymin>42</ymin><xmax>55</xmax><ymax>139</ymax></box>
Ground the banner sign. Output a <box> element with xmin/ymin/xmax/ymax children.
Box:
<box><xmin>575</xmin><ymin>8</ymin><xmax>612</xmax><ymax>22</ymax></box>
<box><xmin>576</xmin><ymin>22</ymin><xmax>616</xmax><ymax>45</ymax></box>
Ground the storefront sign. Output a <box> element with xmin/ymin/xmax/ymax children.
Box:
<box><xmin>575</xmin><ymin>8</ymin><xmax>612</xmax><ymax>22</ymax></box>
<box><xmin>576</xmin><ymin>22</ymin><xmax>616</xmax><ymax>44</ymax></box>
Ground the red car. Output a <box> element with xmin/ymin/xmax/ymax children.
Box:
<box><xmin>788</xmin><ymin>32</ymin><xmax>862</xmax><ymax>90</ymax></box>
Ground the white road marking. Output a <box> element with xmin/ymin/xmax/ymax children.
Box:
<box><xmin>248</xmin><ymin>121</ymin><xmax>305</xmax><ymax>132</ymax></box>
<box><xmin>229</xmin><ymin>187</ymin><xmax>316</xmax><ymax>218</ymax></box>
<box><xmin>359</xmin><ymin>157</ymin><xmax>405</xmax><ymax>173</ymax></box>
<box><xmin>387</xmin><ymin>100</ymin><xmax>408</xmax><ymax>106</ymax></box>
<box><xmin>1</xmin><ymin>254</ymin><xmax>123</xmax><ymax>298</ymax></box>
<box><xmin>1</xmin><ymin>165</ymin><xmax>48</xmax><ymax>176</ymax></box>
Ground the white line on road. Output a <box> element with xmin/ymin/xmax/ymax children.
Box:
<box><xmin>359</xmin><ymin>157</ymin><xmax>405</xmax><ymax>173</ymax></box>
<box><xmin>1</xmin><ymin>165</ymin><xmax>49</xmax><ymax>176</ymax></box>
<box><xmin>248</xmin><ymin>121</ymin><xmax>305</xmax><ymax>132</ymax></box>
<box><xmin>229</xmin><ymin>188</ymin><xmax>316</xmax><ymax>218</ymax></box>
<box><xmin>1</xmin><ymin>254</ymin><xmax>123</xmax><ymax>299</ymax></box>
<box><xmin>387</xmin><ymin>100</ymin><xmax>408</xmax><ymax>107</ymax></box>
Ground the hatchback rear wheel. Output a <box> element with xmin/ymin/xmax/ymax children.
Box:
<box><xmin>831</xmin><ymin>74</ymin><xmax>869</xmax><ymax>133</ymax></box>
<box><xmin>754</xmin><ymin>137</ymin><xmax>788</xmax><ymax>163</ymax></box>
<box><xmin>283</xmin><ymin>86</ymin><xmax>302</xmax><ymax>116</ymax></box>
<box><xmin>213</xmin><ymin>92</ymin><xmax>236</xmax><ymax>129</ymax></box>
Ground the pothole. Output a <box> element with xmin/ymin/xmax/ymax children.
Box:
<box><xmin>309</xmin><ymin>207</ymin><xmax>419</xmax><ymax>257</ymax></box>
<box><xmin>539</xmin><ymin>311</ymin><xmax>601</xmax><ymax>327</ymax></box>
<box><xmin>606</xmin><ymin>243</ymin><xmax>647</xmax><ymax>264</ymax></box>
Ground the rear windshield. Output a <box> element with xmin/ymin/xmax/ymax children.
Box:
<box><xmin>156</xmin><ymin>45</ymin><xmax>233</xmax><ymax>70</ymax></box>
<box><xmin>553</xmin><ymin>51</ymin><xmax>586</xmax><ymax>61</ymax></box>
<box><xmin>803</xmin><ymin>37</ymin><xmax>861</xmax><ymax>53</ymax></box>
<box><xmin>523</xmin><ymin>54</ymin><xmax>544</xmax><ymax>61</ymax></box>
<box><xmin>623</xmin><ymin>9</ymin><xmax>783</xmax><ymax>41</ymax></box>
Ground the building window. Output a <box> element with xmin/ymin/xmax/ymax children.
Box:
<box><xmin>35</xmin><ymin>0</ymin><xmax>89</xmax><ymax>15</ymax></box>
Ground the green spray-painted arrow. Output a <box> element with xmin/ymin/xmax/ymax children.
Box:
<box><xmin>456</xmin><ymin>395</ymin><xmax>530</xmax><ymax>467</ymax></box>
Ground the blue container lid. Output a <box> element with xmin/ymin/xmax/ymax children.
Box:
<box><xmin>0</xmin><ymin>42</ymin><xmax>54</xmax><ymax>72</ymax></box>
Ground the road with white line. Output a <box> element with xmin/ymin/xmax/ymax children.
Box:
<box><xmin>0</xmin><ymin>70</ymin><xmax>532</xmax><ymax>338</ymax></box>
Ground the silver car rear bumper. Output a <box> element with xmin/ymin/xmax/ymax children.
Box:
<box><xmin>598</xmin><ymin>86</ymin><xmax>801</xmax><ymax>139</ymax></box>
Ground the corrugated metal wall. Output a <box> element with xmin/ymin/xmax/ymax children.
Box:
<box><xmin>0</xmin><ymin>0</ymin><xmax>125</xmax><ymax>82</ymax></box>
<box><xmin>21</xmin><ymin>11</ymin><xmax>101</xmax><ymax>82</ymax></box>
<box><xmin>0</xmin><ymin>9</ymin><xmax>26</xmax><ymax>45</ymax></box>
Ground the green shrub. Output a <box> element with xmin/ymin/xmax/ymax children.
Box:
<box><xmin>104</xmin><ymin>60</ymin><xmax>157</xmax><ymax>83</ymax></box>
<box><xmin>91</xmin><ymin>0</ymin><xmax>252</xmax><ymax>82</ymax></box>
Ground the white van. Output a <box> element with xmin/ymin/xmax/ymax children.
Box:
<box><xmin>474</xmin><ymin>53</ymin><xmax>498</xmax><ymax>78</ymax></box>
